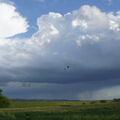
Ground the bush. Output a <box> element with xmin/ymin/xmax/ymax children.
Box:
<box><xmin>99</xmin><ymin>100</ymin><xmax>107</xmax><ymax>103</ymax></box>
<box><xmin>82</xmin><ymin>102</ymin><xmax>86</xmax><ymax>105</ymax></box>
<box><xmin>0</xmin><ymin>89</ymin><xmax>11</xmax><ymax>108</ymax></box>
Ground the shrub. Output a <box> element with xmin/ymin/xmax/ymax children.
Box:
<box><xmin>82</xmin><ymin>102</ymin><xmax>86</xmax><ymax>105</ymax></box>
<box><xmin>99</xmin><ymin>100</ymin><xmax>107</xmax><ymax>103</ymax></box>
<box><xmin>0</xmin><ymin>89</ymin><xmax>11</xmax><ymax>108</ymax></box>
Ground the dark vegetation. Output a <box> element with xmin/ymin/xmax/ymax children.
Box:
<box><xmin>0</xmin><ymin>99</ymin><xmax>120</xmax><ymax>120</ymax></box>
<box><xmin>113</xmin><ymin>98</ymin><xmax>120</xmax><ymax>102</ymax></box>
<box><xmin>0</xmin><ymin>112</ymin><xmax>15</xmax><ymax>120</ymax></box>
<box><xmin>0</xmin><ymin>89</ymin><xmax>11</xmax><ymax>108</ymax></box>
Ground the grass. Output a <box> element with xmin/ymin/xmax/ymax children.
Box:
<box><xmin>0</xmin><ymin>100</ymin><xmax>120</xmax><ymax>120</ymax></box>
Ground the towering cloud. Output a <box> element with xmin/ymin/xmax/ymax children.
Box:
<box><xmin>1</xmin><ymin>4</ymin><xmax>120</xmax><ymax>99</ymax></box>
<box><xmin>27</xmin><ymin>5</ymin><xmax>120</xmax><ymax>69</ymax></box>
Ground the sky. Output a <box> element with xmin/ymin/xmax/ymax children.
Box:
<box><xmin>0</xmin><ymin>0</ymin><xmax>120</xmax><ymax>100</ymax></box>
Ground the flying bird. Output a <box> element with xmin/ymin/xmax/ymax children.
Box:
<box><xmin>64</xmin><ymin>65</ymin><xmax>70</xmax><ymax>70</ymax></box>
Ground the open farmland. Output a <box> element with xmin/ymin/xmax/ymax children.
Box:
<box><xmin>0</xmin><ymin>100</ymin><xmax>120</xmax><ymax>120</ymax></box>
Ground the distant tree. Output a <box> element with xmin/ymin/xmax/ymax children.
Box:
<box><xmin>82</xmin><ymin>102</ymin><xmax>86</xmax><ymax>105</ymax></box>
<box><xmin>0</xmin><ymin>89</ymin><xmax>2</xmax><ymax>95</ymax></box>
<box><xmin>99</xmin><ymin>100</ymin><xmax>107</xmax><ymax>103</ymax></box>
<box><xmin>0</xmin><ymin>89</ymin><xmax>11</xmax><ymax>108</ymax></box>
<box><xmin>113</xmin><ymin>98</ymin><xmax>120</xmax><ymax>102</ymax></box>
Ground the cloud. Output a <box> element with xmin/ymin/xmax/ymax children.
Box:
<box><xmin>26</xmin><ymin>5</ymin><xmax>120</xmax><ymax>70</ymax></box>
<box><xmin>1</xmin><ymin>5</ymin><xmax>120</xmax><ymax>78</ymax></box>
<box><xmin>1</xmin><ymin>5</ymin><xmax>120</xmax><ymax>99</ymax></box>
<box><xmin>78</xmin><ymin>85</ymin><xmax>120</xmax><ymax>100</ymax></box>
<box><xmin>29</xmin><ymin>5</ymin><xmax>120</xmax><ymax>50</ymax></box>
<box><xmin>3</xmin><ymin>80</ymin><xmax>120</xmax><ymax>100</ymax></box>
<box><xmin>0</xmin><ymin>2</ymin><xmax>28</xmax><ymax>38</ymax></box>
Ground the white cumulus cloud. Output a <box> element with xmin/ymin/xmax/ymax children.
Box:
<box><xmin>0</xmin><ymin>2</ymin><xmax>29</xmax><ymax>38</ymax></box>
<box><xmin>27</xmin><ymin>5</ymin><xmax>120</xmax><ymax>63</ymax></box>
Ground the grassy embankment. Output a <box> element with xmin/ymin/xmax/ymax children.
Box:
<box><xmin>0</xmin><ymin>100</ymin><xmax>120</xmax><ymax>120</ymax></box>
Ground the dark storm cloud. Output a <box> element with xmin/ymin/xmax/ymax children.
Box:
<box><xmin>1</xmin><ymin>38</ymin><xmax>120</xmax><ymax>85</ymax></box>
<box><xmin>1</xmin><ymin>65</ymin><xmax>120</xmax><ymax>85</ymax></box>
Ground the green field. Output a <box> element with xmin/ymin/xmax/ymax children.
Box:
<box><xmin>0</xmin><ymin>100</ymin><xmax>120</xmax><ymax>120</ymax></box>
